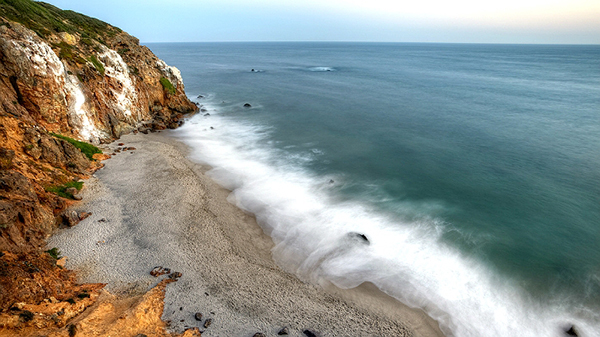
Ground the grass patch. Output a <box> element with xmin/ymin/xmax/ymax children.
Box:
<box><xmin>50</xmin><ymin>132</ymin><xmax>102</xmax><ymax>160</ymax></box>
<box><xmin>160</xmin><ymin>77</ymin><xmax>176</xmax><ymax>95</ymax></box>
<box><xmin>45</xmin><ymin>181</ymin><xmax>83</xmax><ymax>199</ymax></box>
<box><xmin>0</xmin><ymin>0</ymin><xmax>120</xmax><ymax>40</ymax></box>
<box><xmin>88</xmin><ymin>55</ymin><xmax>105</xmax><ymax>76</ymax></box>
<box><xmin>45</xmin><ymin>247</ymin><xmax>61</xmax><ymax>260</ymax></box>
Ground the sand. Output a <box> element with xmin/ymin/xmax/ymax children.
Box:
<box><xmin>48</xmin><ymin>131</ymin><xmax>444</xmax><ymax>337</ymax></box>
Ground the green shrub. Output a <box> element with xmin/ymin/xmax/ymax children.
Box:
<box><xmin>57</xmin><ymin>41</ymin><xmax>74</xmax><ymax>61</ymax></box>
<box><xmin>45</xmin><ymin>247</ymin><xmax>61</xmax><ymax>260</ymax></box>
<box><xmin>49</xmin><ymin>132</ymin><xmax>102</xmax><ymax>160</ymax></box>
<box><xmin>160</xmin><ymin>77</ymin><xmax>176</xmax><ymax>95</ymax></box>
<box><xmin>89</xmin><ymin>55</ymin><xmax>105</xmax><ymax>76</ymax></box>
<box><xmin>45</xmin><ymin>181</ymin><xmax>83</xmax><ymax>199</ymax></box>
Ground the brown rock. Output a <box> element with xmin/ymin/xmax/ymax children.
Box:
<box><xmin>194</xmin><ymin>312</ymin><xmax>202</xmax><ymax>321</ymax></box>
<box><xmin>65</xmin><ymin>187</ymin><xmax>78</xmax><ymax>196</ymax></box>
<box><xmin>168</xmin><ymin>271</ymin><xmax>182</xmax><ymax>280</ymax></box>
<box><xmin>150</xmin><ymin>266</ymin><xmax>171</xmax><ymax>277</ymax></box>
<box><xmin>0</xmin><ymin>147</ymin><xmax>15</xmax><ymax>170</ymax></box>
<box><xmin>203</xmin><ymin>318</ymin><xmax>212</xmax><ymax>328</ymax></box>
<box><xmin>62</xmin><ymin>210</ymin><xmax>80</xmax><ymax>227</ymax></box>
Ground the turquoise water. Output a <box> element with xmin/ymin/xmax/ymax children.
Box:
<box><xmin>148</xmin><ymin>42</ymin><xmax>600</xmax><ymax>336</ymax></box>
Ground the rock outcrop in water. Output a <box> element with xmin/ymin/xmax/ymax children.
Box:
<box><xmin>0</xmin><ymin>1</ymin><xmax>197</xmax><ymax>335</ymax></box>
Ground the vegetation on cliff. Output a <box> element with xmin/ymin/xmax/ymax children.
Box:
<box><xmin>0</xmin><ymin>0</ymin><xmax>120</xmax><ymax>41</ymax></box>
<box><xmin>160</xmin><ymin>77</ymin><xmax>177</xmax><ymax>95</ymax></box>
<box><xmin>50</xmin><ymin>132</ymin><xmax>102</xmax><ymax>160</ymax></box>
<box><xmin>0</xmin><ymin>1</ymin><xmax>198</xmax><ymax>335</ymax></box>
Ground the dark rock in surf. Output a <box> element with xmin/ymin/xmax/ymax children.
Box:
<box><xmin>278</xmin><ymin>327</ymin><xmax>289</xmax><ymax>335</ymax></box>
<box><xmin>194</xmin><ymin>312</ymin><xmax>202</xmax><ymax>321</ymax></box>
<box><xmin>243</xmin><ymin>103</ymin><xmax>252</xmax><ymax>108</ymax></box>
<box><xmin>565</xmin><ymin>325</ymin><xmax>579</xmax><ymax>336</ymax></box>
<box><xmin>253</xmin><ymin>333</ymin><xmax>265</xmax><ymax>337</ymax></box>
<box><xmin>347</xmin><ymin>232</ymin><xmax>370</xmax><ymax>245</ymax></box>
<box><xmin>203</xmin><ymin>318</ymin><xmax>212</xmax><ymax>328</ymax></box>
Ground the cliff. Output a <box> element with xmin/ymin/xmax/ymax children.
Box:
<box><xmin>0</xmin><ymin>0</ymin><xmax>198</xmax><ymax>335</ymax></box>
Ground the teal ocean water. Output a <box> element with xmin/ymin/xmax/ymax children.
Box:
<box><xmin>148</xmin><ymin>43</ymin><xmax>600</xmax><ymax>337</ymax></box>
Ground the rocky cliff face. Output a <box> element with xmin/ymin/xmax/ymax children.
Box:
<box><xmin>0</xmin><ymin>1</ymin><xmax>197</xmax><ymax>253</ymax></box>
<box><xmin>0</xmin><ymin>1</ymin><xmax>198</xmax><ymax>334</ymax></box>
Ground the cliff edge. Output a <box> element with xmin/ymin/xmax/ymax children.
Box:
<box><xmin>0</xmin><ymin>0</ymin><xmax>199</xmax><ymax>335</ymax></box>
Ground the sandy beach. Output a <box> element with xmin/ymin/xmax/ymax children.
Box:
<box><xmin>48</xmin><ymin>131</ymin><xmax>444</xmax><ymax>337</ymax></box>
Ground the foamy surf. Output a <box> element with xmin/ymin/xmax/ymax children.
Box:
<box><xmin>174</xmin><ymin>96</ymin><xmax>600</xmax><ymax>337</ymax></box>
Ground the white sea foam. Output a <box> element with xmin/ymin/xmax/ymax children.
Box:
<box><xmin>174</xmin><ymin>98</ymin><xmax>600</xmax><ymax>337</ymax></box>
<box><xmin>308</xmin><ymin>66</ymin><xmax>335</xmax><ymax>72</ymax></box>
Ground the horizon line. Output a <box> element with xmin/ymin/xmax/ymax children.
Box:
<box><xmin>141</xmin><ymin>40</ymin><xmax>600</xmax><ymax>46</ymax></box>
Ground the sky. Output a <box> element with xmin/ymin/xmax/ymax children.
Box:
<box><xmin>44</xmin><ymin>0</ymin><xmax>600</xmax><ymax>44</ymax></box>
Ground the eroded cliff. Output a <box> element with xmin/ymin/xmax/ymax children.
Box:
<box><xmin>0</xmin><ymin>0</ymin><xmax>199</xmax><ymax>335</ymax></box>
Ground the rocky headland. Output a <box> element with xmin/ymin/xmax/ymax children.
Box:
<box><xmin>0</xmin><ymin>0</ymin><xmax>197</xmax><ymax>335</ymax></box>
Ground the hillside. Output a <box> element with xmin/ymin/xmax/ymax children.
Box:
<box><xmin>0</xmin><ymin>1</ymin><xmax>199</xmax><ymax>335</ymax></box>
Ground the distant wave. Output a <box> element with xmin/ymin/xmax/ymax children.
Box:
<box><xmin>308</xmin><ymin>66</ymin><xmax>335</xmax><ymax>72</ymax></box>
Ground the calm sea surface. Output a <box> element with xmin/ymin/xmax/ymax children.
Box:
<box><xmin>148</xmin><ymin>42</ymin><xmax>600</xmax><ymax>337</ymax></box>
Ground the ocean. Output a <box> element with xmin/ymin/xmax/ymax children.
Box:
<box><xmin>147</xmin><ymin>42</ymin><xmax>600</xmax><ymax>337</ymax></box>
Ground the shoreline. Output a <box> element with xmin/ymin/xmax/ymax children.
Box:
<box><xmin>48</xmin><ymin>130</ymin><xmax>444</xmax><ymax>337</ymax></box>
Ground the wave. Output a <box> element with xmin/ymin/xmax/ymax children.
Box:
<box><xmin>175</xmin><ymin>97</ymin><xmax>600</xmax><ymax>337</ymax></box>
<box><xmin>308</xmin><ymin>66</ymin><xmax>335</xmax><ymax>72</ymax></box>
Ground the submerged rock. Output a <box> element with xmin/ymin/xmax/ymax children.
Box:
<box><xmin>243</xmin><ymin>103</ymin><xmax>252</xmax><ymax>108</ymax></box>
<box><xmin>278</xmin><ymin>327</ymin><xmax>289</xmax><ymax>335</ymax></box>
<box><xmin>347</xmin><ymin>232</ymin><xmax>370</xmax><ymax>245</ymax></box>
<box><xmin>565</xmin><ymin>325</ymin><xmax>579</xmax><ymax>336</ymax></box>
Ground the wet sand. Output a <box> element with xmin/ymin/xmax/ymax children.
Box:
<box><xmin>48</xmin><ymin>131</ymin><xmax>444</xmax><ymax>337</ymax></box>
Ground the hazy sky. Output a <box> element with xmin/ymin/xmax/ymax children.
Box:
<box><xmin>45</xmin><ymin>0</ymin><xmax>600</xmax><ymax>44</ymax></box>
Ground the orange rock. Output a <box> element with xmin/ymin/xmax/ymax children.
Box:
<box><xmin>93</xmin><ymin>153</ymin><xmax>112</xmax><ymax>161</ymax></box>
